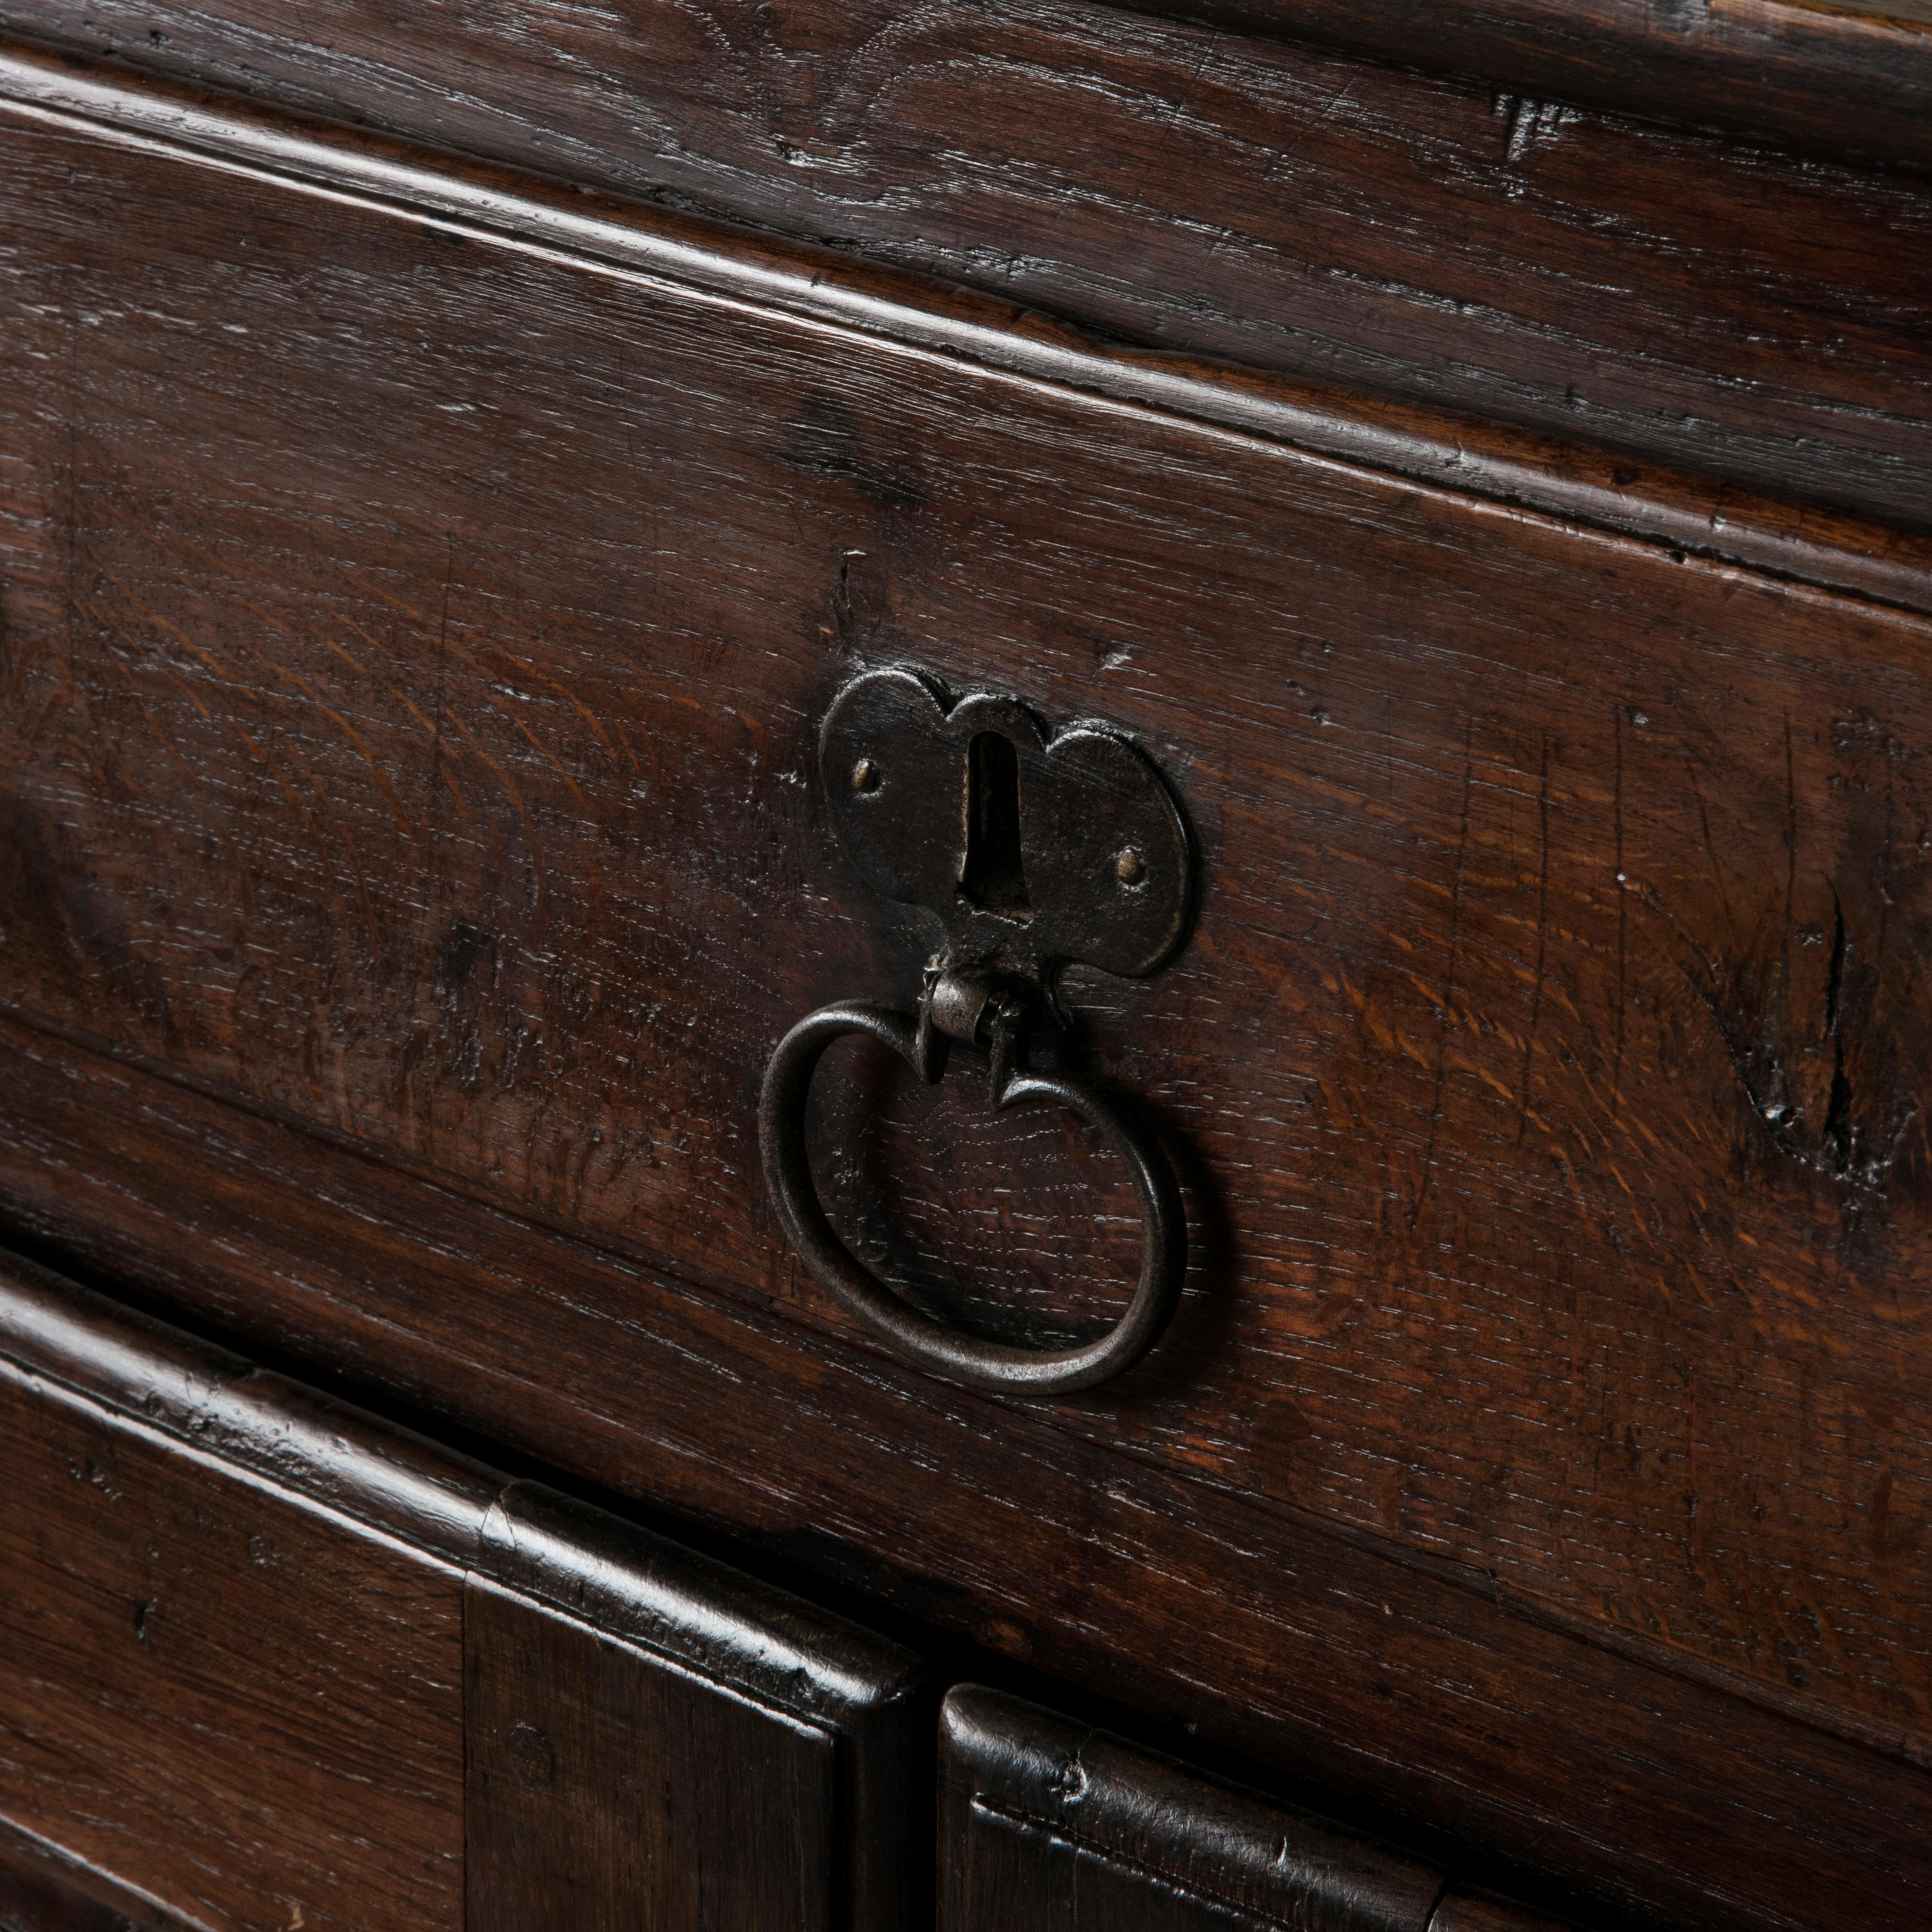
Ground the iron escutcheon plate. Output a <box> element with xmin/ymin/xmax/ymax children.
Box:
<box><xmin>818</xmin><ymin>666</ymin><xmax>1193</xmax><ymax>980</ymax></box>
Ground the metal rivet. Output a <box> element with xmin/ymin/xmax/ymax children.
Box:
<box><xmin>851</xmin><ymin>756</ymin><xmax>880</xmax><ymax>792</ymax></box>
<box><xmin>1114</xmin><ymin>847</ymin><xmax>1144</xmax><ymax>885</ymax></box>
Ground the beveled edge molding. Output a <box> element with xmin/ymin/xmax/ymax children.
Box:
<box><xmin>0</xmin><ymin>1813</ymin><xmax>209</xmax><ymax>1932</ymax></box>
<box><xmin>0</xmin><ymin>1245</ymin><xmax>923</xmax><ymax>1735</ymax></box>
<box><xmin>0</xmin><ymin>1244</ymin><xmax>925</xmax><ymax>1932</ymax></box>
<box><xmin>940</xmin><ymin>1684</ymin><xmax>1454</xmax><ymax>1928</ymax></box>
<box><xmin>1</xmin><ymin>33</ymin><xmax>1929</xmax><ymax>626</ymax></box>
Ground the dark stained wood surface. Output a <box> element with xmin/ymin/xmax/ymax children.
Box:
<box><xmin>8</xmin><ymin>37</ymin><xmax>1932</xmax><ymax>625</ymax></box>
<box><xmin>0</xmin><ymin>1318</ymin><xmax>469</xmax><ymax>1931</ymax></box>
<box><xmin>0</xmin><ymin>1254</ymin><xmax>924</xmax><ymax>1932</ymax></box>
<box><xmin>1</xmin><ymin>1019</ymin><xmax>1928</xmax><ymax>1932</ymax></box>
<box><xmin>3</xmin><ymin>56</ymin><xmax>1931</xmax><ymax>1759</ymax></box>
<box><xmin>473</xmin><ymin>1481</ymin><xmax>925</xmax><ymax>1932</ymax></box>
<box><xmin>0</xmin><ymin>1817</ymin><xmax>196</xmax><ymax>1932</ymax></box>
<box><xmin>467</xmin><ymin>1578</ymin><xmax>838</xmax><ymax>1932</ymax></box>
<box><xmin>4</xmin><ymin>48</ymin><xmax>1932</xmax><ymax>1932</ymax></box>
<box><xmin>938</xmin><ymin>1684</ymin><xmax>1446</xmax><ymax>1932</ymax></box>
<box><xmin>1169</xmin><ymin>0</ymin><xmax>1932</xmax><ymax>172</ymax></box>
<box><xmin>4</xmin><ymin>3</ymin><xmax>1930</xmax><ymax>529</ymax></box>
<box><xmin>0</xmin><ymin>1867</ymin><xmax>143</xmax><ymax>1932</ymax></box>
<box><xmin>14</xmin><ymin>0</ymin><xmax>1932</xmax><ymax>175</ymax></box>
<box><xmin>1430</xmin><ymin>1888</ymin><xmax>1579</xmax><ymax>1932</ymax></box>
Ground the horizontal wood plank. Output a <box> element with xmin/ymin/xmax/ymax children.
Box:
<box><xmin>4</xmin><ymin>37</ymin><xmax>1929</xmax><ymax>625</ymax></box>
<box><xmin>2</xmin><ymin>6</ymin><xmax>1928</xmax><ymax>527</ymax></box>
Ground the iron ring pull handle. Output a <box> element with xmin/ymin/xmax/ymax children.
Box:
<box><xmin>758</xmin><ymin>974</ymin><xmax>1186</xmax><ymax>1395</ymax></box>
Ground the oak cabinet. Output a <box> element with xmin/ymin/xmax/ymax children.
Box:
<box><xmin>1</xmin><ymin>4</ymin><xmax>1929</xmax><ymax>1926</ymax></box>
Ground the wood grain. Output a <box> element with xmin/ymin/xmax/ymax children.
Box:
<box><xmin>0</xmin><ymin>1254</ymin><xmax>924</xmax><ymax>1932</ymax></box>
<box><xmin>1</xmin><ymin>1023</ymin><xmax>1928</xmax><ymax>1932</ymax></box>
<box><xmin>475</xmin><ymin>1480</ymin><xmax>926</xmax><ymax>1932</ymax></box>
<box><xmin>0</xmin><ymin>1866</ymin><xmax>143</xmax><ymax>1932</ymax></box>
<box><xmin>4</xmin><ymin>75</ymin><xmax>1931</xmax><ymax>1766</ymax></box>
<box><xmin>1430</xmin><ymin>1887</ymin><xmax>1579</xmax><ymax>1932</ymax></box>
<box><xmin>3</xmin><ymin>2</ymin><xmax>1930</xmax><ymax>527</ymax></box>
<box><xmin>15</xmin><ymin>0</ymin><xmax>1932</xmax><ymax>174</ymax></box>
<box><xmin>938</xmin><ymin>1684</ymin><xmax>1447</xmax><ymax>1932</ymax></box>
<box><xmin>466</xmin><ymin>1577</ymin><xmax>838</xmax><ymax>1932</ymax></box>
<box><xmin>1164</xmin><ymin>0</ymin><xmax>1932</xmax><ymax>171</ymax></box>
<box><xmin>7</xmin><ymin>37</ymin><xmax>1931</xmax><ymax>625</ymax></box>
<box><xmin>0</xmin><ymin>1816</ymin><xmax>197</xmax><ymax>1932</ymax></box>
<box><xmin>0</xmin><ymin>1356</ymin><xmax>468</xmax><ymax>1932</ymax></box>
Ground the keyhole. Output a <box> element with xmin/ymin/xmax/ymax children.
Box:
<box><xmin>959</xmin><ymin>732</ymin><xmax>1033</xmax><ymax>923</ymax></box>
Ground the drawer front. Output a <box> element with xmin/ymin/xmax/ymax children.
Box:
<box><xmin>3</xmin><ymin>56</ymin><xmax>1932</xmax><ymax>1932</ymax></box>
<box><xmin>0</xmin><ymin>1255</ymin><xmax>921</xmax><ymax>1932</ymax></box>
<box><xmin>939</xmin><ymin>1687</ymin><xmax>1577</xmax><ymax>1932</ymax></box>
<box><xmin>6</xmin><ymin>0</ymin><xmax>1932</xmax><ymax>528</ymax></box>
<box><xmin>7</xmin><ymin>1370</ymin><xmax>466</xmax><ymax>1932</ymax></box>
<box><xmin>939</xmin><ymin>1686</ymin><xmax>1450</xmax><ymax>1932</ymax></box>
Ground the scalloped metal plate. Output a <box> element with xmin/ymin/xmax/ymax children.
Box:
<box><xmin>819</xmin><ymin>666</ymin><xmax>1193</xmax><ymax>979</ymax></box>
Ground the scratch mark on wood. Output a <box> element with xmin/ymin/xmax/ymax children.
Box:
<box><xmin>1517</xmin><ymin>734</ymin><xmax>1550</xmax><ymax>1145</ymax></box>
<box><xmin>1612</xmin><ymin>704</ymin><xmax>1627</xmax><ymax>1114</ymax></box>
<box><xmin>1686</xmin><ymin>758</ymin><xmax>1737</xmax><ymax>947</ymax></box>
<box><xmin>1414</xmin><ymin>715</ymin><xmax>1476</xmax><ymax>1226</ymax></box>
<box><xmin>1784</xmin><ymin>712</ymin><xmax>1798</xmax><ymax>951</ymax></box>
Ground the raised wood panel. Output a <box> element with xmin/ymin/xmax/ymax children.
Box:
<box><xmin>0</xmin><ymin>1255</ymin><xmax>923</xmax><ymax>1932</ymax></box>
<box><xmin>3</xmin><ymin>3</ymin><xmax>1929</xmax><ymax>527</ymax></box>
<box><xmin>938</xmin><ymin>1685</ymin><xmax>1447</xmax><ymax>1932</ymax></box>
<box><xmin>1167</xmin><ymin>0</ymin><xmax>1932</xmax><ymax>171</ymax></box>
<box><xmin>466</xmin><ymin>1577</ymin><xmax>838</xmax><ymax>1932</ymax></box>
<box><xmin>13</xmin><ymin>0</ymin><xmax>1932</xmax><ymax>174</ymax></box>
<box><xmin>472</xmin><ymin>1480</ymin><xmax>924</xmax><ymax>1932</ymax></box>
<box><xmin>0</xmin><ymin>1021</ymin><xmax>1927</xmax><ymax>1932</ymax></box>
<box><xmin>938</xmin><ymin>1688</ymin><xmax>1581</xmax><ymax>1930</ymax></box>
<box><xmin>0</xmin><ymin>1362</ymin><xmax>467</xmax><ymax>1932</ymax></box>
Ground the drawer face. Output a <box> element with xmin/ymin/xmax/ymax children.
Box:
<box><xmin>938</xmin><ymin>1688</ymin><xmax>1571</xmax><ymax>1932</ymax></box>
<box><xmin>463</xmin><ymin>1579</ymin><xmax>836</xmax><ymax>1932</ymax></box>
<box><xmin>4</xmin><ymin>1351</ymin><xmax>467</xmax><ymax>1931</ymax></box>
<box><xmin>939</xmin><ymin>1687</ymin><xmax>1447</xmax><ymax>1932</ymax></box>
<box><xmin>2</xmin><ymin>89</ymin><xmax>1932</xmax><ymax>1926</ymax></box>
<box><xmin>0</xmin><ymin>1257</ymin><xmax>920</xmax><ymax>1932</ymax></box>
